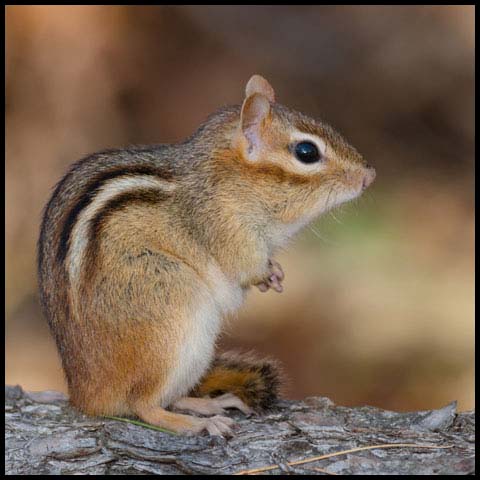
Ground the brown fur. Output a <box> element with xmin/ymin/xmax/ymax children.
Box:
<box><xmin>37</xmin><ymin>74</ymin><xmax>374</xmax><ymax>434</ymax></box>
<box><xmin>192</xmin><ymin>351</ymin><xmax>283</xmax><ymax>411</ymax></box>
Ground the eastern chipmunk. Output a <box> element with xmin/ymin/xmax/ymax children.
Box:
<box><xmin>38</xmin><ymin>75</ymin><xmax>375</xmax><ymax>436</ymax></box>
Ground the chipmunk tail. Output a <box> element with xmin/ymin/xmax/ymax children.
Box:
<box><xmin>191</xmin><ymin>351</ymin><xmax>284</xmax><ymax>411</ymax></box>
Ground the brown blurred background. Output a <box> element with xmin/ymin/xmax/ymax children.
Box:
<box><xmin>6</xmin><ymin>5</ymin><xmax>474</xmax><ymax>412</ymax></box>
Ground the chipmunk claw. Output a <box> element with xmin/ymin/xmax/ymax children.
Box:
<box><xmin>255</xmin><ymin>259</ymin><xmax>284</xmax><ymax>293</ymax></box>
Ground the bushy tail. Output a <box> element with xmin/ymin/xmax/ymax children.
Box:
<box><xmin>191</xmin><ymin>351</ymin><xmax>283</xmax><ymax>411</ymax></box>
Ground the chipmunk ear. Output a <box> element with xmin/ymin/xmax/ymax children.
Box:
<box><xmin>245</xmin><ymin>74</ymin><xmax>275</xmax><ymax>103</ymax></box>
<box><xmin>240</xmin><ymin>93</ymin><xmax>271</xmax><ymax>159</ymax></box>
<box><xmin>239</xmin><ymin>75</ymin><xmax>275</xmax><ymax>159</ymax></box>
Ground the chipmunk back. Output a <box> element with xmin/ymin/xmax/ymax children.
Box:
<box><xmin>38</xmin><ymin>75</ymin><xmax>375</xmax><ymax>435</ymax></box>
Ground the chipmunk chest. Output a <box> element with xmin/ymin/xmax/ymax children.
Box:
<box><xmin>204</xmin><ymin>262</ymin><xmax>246</xmax><ymax>314</ymax></box>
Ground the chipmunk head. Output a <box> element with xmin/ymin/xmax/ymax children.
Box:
<box><xmin>231</xmin><ymin>74</ymin><xmax>376</xmax><ymax>245</ymax></box>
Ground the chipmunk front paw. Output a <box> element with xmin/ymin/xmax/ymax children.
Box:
<box><xmin>254</xmin><ymin>259</ymin><xmax>285</xmax><ymax>293</ymax></box>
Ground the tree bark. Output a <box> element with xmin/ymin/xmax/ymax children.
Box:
<box><xmin>5</xmin><ymin>385</ymin><xmax>474</xmax><ymax>475</ymax></box>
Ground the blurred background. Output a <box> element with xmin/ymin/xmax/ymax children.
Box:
<box><xmin>6</xmin><ymin>5</ymin><xmax>474</xmax><ymax>412</ymax></box>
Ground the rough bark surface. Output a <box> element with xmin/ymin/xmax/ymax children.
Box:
<box><xmin>5</xmin><ymin>385</ymin><xmax>475</xmax><ymax>475</ymax></box>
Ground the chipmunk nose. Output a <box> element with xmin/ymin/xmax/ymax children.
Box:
<box><xmin>362</xmin><ymin>165</ymin><xmax>376</xmax><ymax>190</ymax></box>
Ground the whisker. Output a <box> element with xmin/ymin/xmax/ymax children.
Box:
<box><xmin>324</xmin><ymin>183</ymin><xmax>335</xmax><ymax>212</ymax></box>
<box><xmin>308</xmin><ymin>224</ymin><xmax>336</xmax><ymax>245</ymax></box>
<box><xmin>329</xmin><ymin>210</ymin><xmax>345</xmax><ymax>226</ymax></box>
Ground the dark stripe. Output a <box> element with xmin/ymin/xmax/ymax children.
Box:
<box><xmin>82</xmin><ymin>188</ymin><xmax>168</xmax><ymax>281</ymax></box>
<box><xmin>89</xmin><ymin>188</ymin><xmax>167</xmax><ymax>240</ymax></box>
<box><xmin>57</xmin><ymin>165</ymin><xmax>173</xmax><ymax>264</ymax></box>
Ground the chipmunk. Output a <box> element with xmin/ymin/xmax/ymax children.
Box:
<box><xmin>38</xmin><ymin>74</ymin><xmax>375</xmax><ymax>436</ymax></box>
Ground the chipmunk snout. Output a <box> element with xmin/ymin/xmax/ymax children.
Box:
<box><xmin>362</xmin><ymin>165</ymin><xmax>376</xmax><ymax>190</ymax></box>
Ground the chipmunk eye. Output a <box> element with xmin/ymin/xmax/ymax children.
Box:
<box><xmin>294</xmin><ymin>141</ymin><xmax>321</xmax><ymax>164</ymax></box>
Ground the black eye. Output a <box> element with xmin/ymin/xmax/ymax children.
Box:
<box><xmin>294</xmin><ymin>141</ymin><xmax>321</xmax><ymax>164</ymax></box>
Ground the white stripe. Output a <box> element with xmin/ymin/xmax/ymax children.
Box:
<box><xmin>67</xmin><ymin>175</ymin><xmax>175</xmax><ymax>284</ymax></box>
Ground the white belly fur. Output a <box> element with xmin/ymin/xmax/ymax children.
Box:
<box><xmin>158</xmin><ymin>262</ymin><xmax>245</xmax><ymax>407</ymax></box>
